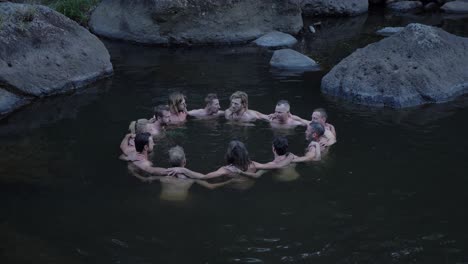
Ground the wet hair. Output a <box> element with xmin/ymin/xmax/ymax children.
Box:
<box><xmin>168</xmin><ymin>92</ymin><xmax>186</xmax><ymax>113</ymax></box>
<box><xmin>230</xmin><ymin>91</ymin><xmax>248</xmax><ymax>109</ymax></box>
<box><xmin>313</xmin><ymin>108</ymin><xmax>328</xmax><ymax>120</ymax></box>
<box><xmin>309</xmin><ymin>122</ymin><xmax>325</xmax><ymax>137</ymax></box>
<box><xmin>204</xmin><ymin>93</ymin><xmax>218</xmax><ymax>105</ymax></box>
<box><xmin>168</xmin><ymin>146</ymin><xmax>186</xmax><ymax>167</ymax></box>
<box><xmin>135</xmin><ymin>119</ymin><xmax>151</xmax><ymax>134</ymax></box>
<box><xmin>276</xmin><ymin>100</ymin><xmax>290</xmax><ymax>112</ymax></box>
<box><xmin>272</xmin><ymin>136</ymin><xmax>289</xmax><ymax>156</ymax></box>
<box><xmin>135</xmin><ymin>132</ymin><xmax>151</xmax><ymax>153</ymax></box>
<box><xmin>225</xmin><ymin>140</ymin><xmax>251</xmax><ymax>172</ymax></box>
<box><xmin>154</xmin><ymin>105</ymin><xmax>170</xmax><ymax>119</ymax></box>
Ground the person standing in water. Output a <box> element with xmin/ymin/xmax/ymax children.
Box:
<box><xmin>224</xmin><ymin>91</ymin><xmax>270</xmax><ymax>123</ymax></box>
<box><xmin>167</xmin><ymin>92</ymin><xmax>188</xmax><ymax>124</ymax></box>
<box><xmin>129</xmin><ymin>146</ymin><xmax>233</xmax><ymax>201</ymax></box>
<box><xmin>292</xmin><ymin>122</ymin><xmax>325</xmax><ymax>163</ymax></box>
<box><xmin>188</xmin><ymin>93</ymin><xmax>225</xmax><ymax>119</ymax></box>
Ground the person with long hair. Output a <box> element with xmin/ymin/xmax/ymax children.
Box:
<box><xmin>225</xmin><ymin>91</ymin><xmax>270</xmax><ymax>123</ymax></box>
<box><xmin>167</xmin><ymin>92</ymin><xmax>188</xmax><ymax>124</ymax></box>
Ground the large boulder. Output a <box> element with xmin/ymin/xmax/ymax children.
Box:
<box><xmin>376</xmin><ymin>27</ymin><xmax>404</xmax><ymax>37</ymax></box>
<box><xmin>441</xmin><ymin>1</ymin><xmax>468</xmax><ymax>13</ymax></box>
<box><xmin>321</xmin><ymin>23</ymin><xmax>468</xmax><ymax>108</ymax></box>
<box><xmin>0</xmin><ymin>89</ymin><xmax>30</xmax><ymax>116</ymax></box>
<box><xmin>89</xmin><ymin>0</ymin><xmax>303</xmax><ymax>45</ymax></box>
<box><xmin>301</xmin><ymin>0</ymin><xmax>368</xmax><ymax>16</ymax></box>
<box><xmin>387</xmin><ymin>1</ymin><xmax>423</xmax><ymax>13</ymax></box>
<box><xmin>0</xmin><ymin>3</ymin><xmax>112</xmax><ymax>116</ymax></box>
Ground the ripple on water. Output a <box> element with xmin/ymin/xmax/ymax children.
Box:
<box><xmin>228</xmin><ymin>257</ymin><xmax>264</xmax><ymax>263</ymax></box>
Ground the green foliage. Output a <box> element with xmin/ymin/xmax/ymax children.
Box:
<box><xmin>50</xmin><ymin>0</ymin><xmax>99</xmax><ymax>25</ymax></box>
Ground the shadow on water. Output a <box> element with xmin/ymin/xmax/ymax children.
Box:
<box><xmin>1</xmin><ymin>6</ymin><xmax>468</xmax><ymax>264</ymax></box>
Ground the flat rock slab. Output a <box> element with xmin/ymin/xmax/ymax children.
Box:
<box><xmin>376</xmin><ymin>27</ymin><xmax>404</xmax><ymax>36</ymax></box>
<box><xmin>90</xmin><ymin>0</ymin><xmax>303</xmax><ymax>45</ymax></box>
<box><xmin>0</xmin><ymin>3</ymin><xmax>112</xmax><ymax>117</ymax></box>
<box><xmin>270</xmin><ymin>49</ymin><xmax>320</xmax><ymax>70</ymax></box>
<box><xmin>302</xmin><ymin>0</ymin><xmax>368</xmax><ymax>16</ymax></box>
<box><xmin>387</xmin><ymin>1</ymin><xmax>423</xmax><ymax>12</ymax></box>
<box><xmin>321</xmin><ymin>23</ymin><xmax>468</xmax><ymax>108</ymax></box>
<box><xmin>253</xmin><ymin>31</ymin><xmax>297</xmax><ymax>48</ymax></box>
<box><xmin>441</xmin><ymin>1</ymin><xmax>468</xmax><ymax>13</ymax></box>
<box><xmin>0</xmin><ymin>89</ymin><xmax>30</xmax><ymax>116</ymax></box>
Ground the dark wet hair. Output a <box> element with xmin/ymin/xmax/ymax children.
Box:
<box><xmin>135</xmin><ymin>132</ymin><xmax>151</xmax><ymax>153</ymax></box>
<box><xmin>225</xmin><ymin>140</ymin><xmax>251</xmax><ymax>171</ymax></box>
<box><xmin>154</xmin><ymin>105</ymin><xmax>169</xmax><ymax>119</ymax></box>
<box><xmin>272</xmin><ymin>136</ymin><xmax>289</xmax><ymax>156</ymax></box>
<box><xmin>313</xmin><ymin>108</ymin><xmax>328</xmax><ymax>119</ymax></box>
<box><xmin>310</xmin><ymin>122</ymin><xmax>325</xmax><ymax>137</ymax></box>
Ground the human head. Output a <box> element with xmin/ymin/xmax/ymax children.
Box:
<box><xmin>135</xmin><ymin>132</ymin><xmax>154</xmax><ymax>153</ymax></box>
<box><xmin>312</xmin><ymin>108</ymin><xmax>328</xmax><ymax>125</ymax></box>
<box><xmin>306</xmin><ymin>122</ymin><xmax>325</xmax><ymax>141</ymax></box>
<box><xmin>229</xmin><ymin>91</ymin><xmax>248</xmax><ymax>113</ymax></box>
<box><xmin>134</xmin><ymin>119</ymin><xmax>151</xmax><ymax>134</ymax></box>
<box><xmin>274</xmin><ymin>100</ymin><xmax>291</xmax><ymax>123</ymax></box>
<box><xmin>225</xmin><ymin>140</ymin><xmax>251</xmax><ymax>171</ymax></box>
<box><xmin>272</xmin><ymin>136</ymin><xmax>289</xmax><ymax>156</ymax></box>
<box><xmin>168</xmin><ymin>92</ymin><xmax>187</xmax><ymax>113</ymax></box>
<box><xmin>205</xmin><ymin>93</ymin><xmax>221</xmax><ymax>114</ymax></box>
<box><xmin>168</xmin><ymin>146</ymin><xmax>186</xmax><ymax>167</ymax></box>
<box><xmin>153</xmin><ymin>104</ymin><xmax>171</xmax><ymax>125</ymax></box>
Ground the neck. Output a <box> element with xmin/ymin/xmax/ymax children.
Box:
<box><xmin>204</xmin><ymin>106</ymin><xmax>215</xmax><ymax>115</ymax></box>
<box><xmin>136</xmin><ymin>151</ymin><xmax>148</xmax><ymax>160</ymax></box>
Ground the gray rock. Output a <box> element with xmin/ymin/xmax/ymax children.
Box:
<box><xmin>89</xmin><ymin>0</ymin><xmax>303</xmax><ymax>45</ymax></box>
<box><xmin>441</xmin><ymin>1</ymin><xmax>468</xmax><ymax>13</ymax></box>
<box><xmin>376</xmin><ymin>27</ymin><xmax>404</xmax><ymax>36</ymax></box>
<box><xmin>0</xmin><ymin>89</ymin><xmax>30</xmax><ymax>116</ymax></box>
<box><xmin>424</xmin><ymin>2</ymin><xmax>439</xmax><ymax>11</ymax></box>
<box><xmin>270</xmin><ymin>49</ymin><xmax>320</xmax><ymax>70</ymax></box>
<box><xmin>309</xmin><ymin>25</ymin><xmax>316</xmax><ymax>33</ymax></box>
<box><xmin>321</xmin><ymin>23</ymin><xmax>468</xmax><ymax>108</ymax></box>
<box><xmin>301</xmin><ymin>0</ymin><xmax>368</xmax><ymax>16</ymax></box>
<box><xmin>0</xmin><ymin>3</ymin><xmax>112</xmax><ymax>101</ymax></box>
<box><xmin>387</xmin><ymin>1</ymin><xmax>423</xmax><ymax>12</ymax></box>
<box><xmin>253</xmin><ymin>31</ymin><xmax>297</xmax><ymax>48</ymax></box>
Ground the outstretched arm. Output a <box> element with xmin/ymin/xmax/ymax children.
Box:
<box><xmin>120</xmin><ymin>133</ymin><xmax>135</xmax><ymax>156</ymax></box>
<box><xmin>252</xmin><ymin>154</ymin><xmax>294</xmax><ymax>170</ymax></box>
<box><xmin>195</xmin><ymin>178</ymin><xmax>234</xmax><ymax>189</ymax></box>
<box><xmin>254</xmin><ymin>110</ymin><xmax>271</xmax><ymax>121</ymax></box>
<box><xmin>240</xmin><ymin>169</ymin><xmax>268</xmax><ymax>178</ymax></box>
<box><xmin>292</xmin><ymin>143</ymin><xmax>321</xmax><ymax>163</ymax></box>
<box><xmin>290</xmin><ymin>114</ymin><xmax>310</xmax><ymax>126</ymax></box>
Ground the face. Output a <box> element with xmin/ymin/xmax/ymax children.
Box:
<box><xmin>208</xmin><ymin>99</ymin><xmax>221</xmax><ymax>113</ymax></box>
<box><xmin>311</xmin><ymin>111</ymin><xmax>325</xmax><ymax>125</ymax></box>
<box><xmin>158</xmin><ymin>110</ymin><xmax>171</xmax><ymax>125</ymax></box>
<box><xmin>178</xmin><ymin>99</ymin><xmax>187</xmax><ymax>112</ymax></box>
<box><xmin>230</xmin><ymin>98</ymin><xmax>243</xmax><ymax>113</ymax></box>
<box><xmin>274</xmin><ymin>105</ymin><xmax>289</xmax><ymax>122</ymax></box>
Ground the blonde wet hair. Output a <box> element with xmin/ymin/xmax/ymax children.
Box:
<box><xmin>168</xmin><ymin>92</ymin><xmax>186</xmax><ymax>114</ymax></box>
<box><xmin>230</xmin><ymin>91</ymin><xmax>248</xmax><ymax>109</ymax></box>
<box><xmin>128</xmin><ymin>119</ymin><xmax>150</xmax><ymax>134</ymax></box>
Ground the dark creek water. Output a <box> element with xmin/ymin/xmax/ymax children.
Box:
<box><xmin>1</xmin><ymin>9</ymin><xmax>468</xmax><ymax>264</ymax></box>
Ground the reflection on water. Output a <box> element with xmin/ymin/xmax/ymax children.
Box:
<box><xmin>1</xmin><ymin>7</ymin><xmax>468</xmax><ymax>264</ymax></box>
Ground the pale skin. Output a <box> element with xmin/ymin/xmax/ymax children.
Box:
<box><xmin>291</xmin><ymin>126</ymin><xmax>323</xmax><ymax>163</ymax></box>
<box><xmin>148</xmin><ymin>110</ymin><xmax>171</xmax><ymax>137</ymax></box>
<box><xmin>188</xmin><ymin>99</ymin><xmax>225</xmax><ymax>119</ymax></box>
<box><xmin>119</xmin><ymin>133</ymin><xmax>136</xmax><ymax>161</ymax></box>
<box><xmin>240</xmin><ymin>149</ymin><xmax>296</xmax><ymax>178</ymax></box>
<box><xmin>268</xmin><ymin>104</ymin><xmax>306</xmax><ymax>128</ymax></box>
<box><xmin>291</xmin><ymin>111</ymin><xmax>337</xmax><ymax>146</ymax></box>
<box><xmin>224</xmin><ymin>98</ymin><xmax>270</xmax><ymax>123</ymax></box>
<box><xmin>169</xmin><ymin>99</ymin><xmax>188</xmax><ymax>124</ymax></box>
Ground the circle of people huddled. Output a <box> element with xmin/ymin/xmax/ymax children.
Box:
<box><xmin>120</xmin><ymin>91</ymin><xmax>336</xmax><ymax>199</ymax></box>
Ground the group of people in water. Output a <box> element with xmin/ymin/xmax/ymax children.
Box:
<box><xmin>119</xmin><ymin>91</ymin><xmax>337</xmax><ymax>198</ymax></box>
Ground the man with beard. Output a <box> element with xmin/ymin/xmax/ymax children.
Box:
<box><xmin>167</xmin><ymin>92</ymin><xmax>188</xmax><ymax>124</ymax></box>
<box><xmin>292</xmin><ymin>122</ymin><xmax>325</xmax><ymax>163</ymax></box>
<box><xmin>268</xmin><ymin>100</ymin><xmax>306</xmax><ymax>128</ymax></box>
<box><xmin>188</xmin><ymin>93</ymin><xmax>225</xmax><ymax>119</ymax></box>
<box><xmin>225</xmin><ymin>91</ymin><xmax>269</xmax><ymax>123</ymax></box>
<box><xmin>292</xmin><ymin>108</ymin><xmax>336</xmax><ymax>146</ymax></box>
<box><xmin>149</xmin><ymin>104</ymin><xmax>171</xmax><ymax>137</ymax></box>
<box><xmin>128</xmin><ymin>132</ymin><xmax>181</xmax><ymax>176</ymax></box>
